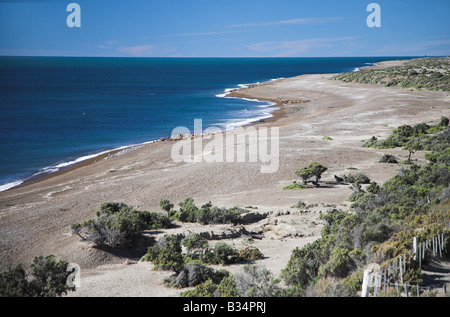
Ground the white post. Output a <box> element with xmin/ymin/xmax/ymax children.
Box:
<box><xmin>362</xmin><ymin>269</ymin><xmax>371</xmax><ymax>297</ymax></box>
<box><xmin>394</xmin><ymin>258</ymin><xmax>397</xmax><ymax>278</ymax></box>
<box><xmin>413</xmin><ymin>237</ymin><xmax>418</xmax><ymax>261</ymax></box>
<box><xmin>433</xmin><ymin>237</ymin><xmax>436</xmax><ymax>256</ymax></box>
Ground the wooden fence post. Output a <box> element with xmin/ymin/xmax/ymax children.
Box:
<box><xmin>418</xmin><ymin>242</ymin><xmax>421</xmax><ymax>267</ymax></box>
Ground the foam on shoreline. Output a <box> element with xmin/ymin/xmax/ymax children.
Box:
<box><xmin>0</xmin><ymin>80</ymin><xmax>283</xmax><ymax>193</ymax></box>
<box><xmin>0</xmin><ymin>140</ymin><xmax>158</xmax><ymax>193</ymax></box>
<box><xmin>214</xmin><ymin>80</ymin><xmax>281</xmax><ymax>130</ymax></box>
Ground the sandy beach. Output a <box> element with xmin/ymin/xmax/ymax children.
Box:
<box><xmin>1</xmin><ymin>60</ymin><xmax>449</xmax><ymax>297</ymax></box>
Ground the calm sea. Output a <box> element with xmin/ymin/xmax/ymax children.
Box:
<box><xmin>0</xmin><ymin>56</ymin><xmax>414</xmax><ymax>191</ymax></box>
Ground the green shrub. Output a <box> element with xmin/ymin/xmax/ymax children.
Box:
<box><xmin>180</xmin><ymin>274</ymin><xmax>238</xmax><ymax>297</ymax></box>
<box><xmin>0</xmin><ymin>255</ymin><xmax>75</xmax><ymax>297</ymax></box>
<box><xmin>238</xmin><ymin>247</ymin><xmax>264</xmax><ymax>262</ymax></box>
<box><xmin>379</xmin><ymin>154</ymin><xmax>398</xmax><ymax>164</ymax></box>
<box><xmin>283</xmin><ymin>183</ymin><xmax>314</xmax><ymax>190</ymax></box>
<box><xmin>341</xmin><ymin>172</ymin><xmax>371</xmax><ymax>184</ymax></box>
<box><xmin>141</xmin><ymin>240</ymin><xmax>184</xmax><ymax>272</ymax></box>
<box><xmin>72</xmin><ymin>202</ymin><xmax>171</xmax><ymax>248</ymax></box>
<box><xmin>171</xmin><ymin>198</ymin><xmax>245</xmax><ymax>225</ymax></box>
<box><xmin>159</xmin><ymin>199</ymin><xmax>174</xmax><ymax>214</ymax></box>
<box><xmin>234</xmin><ymin>265</ymin><xmax>281</xmax><ymax>297</ymax></box>
<box><xmin>182</xmin><ymin>233</ymin><xmax>209</xmax><ymax>252</ymax></box>
<box><xmin>202</xmin><ymin>242</ymin><xmax>238</xmax><ymax>265</ymax></box>
<box><xmin>167</xmin><ymin>263</ymin><xmax>229</xmax><ymax>288</ymax></box>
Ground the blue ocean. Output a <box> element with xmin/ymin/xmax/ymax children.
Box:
<box><xmin>0</xmin><ymin>57</ymin><xmax>414</xmax><ymax>191</ymax></box>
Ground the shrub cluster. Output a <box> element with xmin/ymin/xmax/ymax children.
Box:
<box><xmin>72</xmin><ymin>202</ymin><xmax>171</xmax><ymax>248</ymax></box>
<box><xmin>340</xmin><ymin>172</ymin><xmax>371</xmax><ymax>184</ymax></box>
<box><xmin>331</xmin><ymin>57</ymin><xmax>450</xmax><ymax>91</ymax></box>
<box><xmin>160</xmin><ymin>198</ymin><xmax>247</xmax><ymax>225</ymax></box>
<box><xmin>280</xmin><ymin>122</ymin><xmax>450</xmax><ymax>296</ymax></box>
<box><xmin>379</xmin><ymin>154</ymin><xmax>398</xmax><ymax>164</ymax></box>
<box><xmin>140</xmin><ymin>233</ymin><xmax>264</xmax><ymax>294</ymax></box>
<box><xmin>0</xmin><ymin>255</ymin><xmax>75</xmax><ymax>297</ymax></box>
<box><xmin>363</xmin><ymin>117</ymin><xmax>449</xmax><ymax>150</ymax></box>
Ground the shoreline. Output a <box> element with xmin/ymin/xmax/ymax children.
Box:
<box><xmin>3</xmin><ymin>57</ymin><xmax>448</xmax><ymax>292</ymax></box>
<box><xmin>0</xmin><ymin>59</ymin><xmax>399</xmax><ymax>194</ymax></box>
<box><xmin>0</xmin><ymin>80</ymin><xmax>288</xmax><ymax>194</ymax></box>
<box><xmin>0</xmin><ymin>58</ymin><xmax>410</xmax><ymax>194</ymax></box>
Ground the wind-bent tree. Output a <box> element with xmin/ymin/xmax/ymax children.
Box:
<box><xmin>295</xmin><ymin>162</ymin><xmax>328</xmax><ymax>186</ymax></box>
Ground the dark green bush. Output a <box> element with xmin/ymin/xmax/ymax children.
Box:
<box><xmin>182</xmin><ymin>233</ymin><xmax>209</xmax><ymax>252</ymax></box>
<box><xmin>0</xmin><ymin>255</ymin><xmax>75</xmax><ymax>297</ymax></box>
<box><xmin>171</xmin><ymin>198</ymin><xmax>245</xmax><ymax>225</ymax></box>
<box><xmin>295</xmin><ymin>162</ymin><xmax>328</xmax><ymax>185</ymax></box>
<box><xmin>341</xmin><ymin>172</ymin><xmax>371</xmax><ymax>184</ymax></box>
<box><xmin>167</xmin><ymin>263</ymin><xmax>229</xmax><ymax>288</ymax></box>
<box><xmin>180</xmin><ymin>275</ymin><xmax>238</xmax><ymax>297</ymax></box>
<box><xmin>141</xmin><ymin>235</ymin><xmax>184</xmax><ymax>271</ymax></box>
<box><xmin>202</xmin><ymin>242</ymin><xmax>238</xmax><ymax>265</ymax></box>
<box><xmin>379</xmin><ymin>154</ymin><xmax>398</xmax><ymax>164</ymax></box>
<box><xmin>72</xmin><ymin>202</ymin><xmax>171</xmax><ymax>248</ymax></box>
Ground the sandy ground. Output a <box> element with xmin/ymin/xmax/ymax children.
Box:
<box><xmin>0</xmin><ymin>60</ymin><xmax>449</xmax><ymax>297</ymax></box>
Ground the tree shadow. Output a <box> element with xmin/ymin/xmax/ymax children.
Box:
<box><xmin>92</xmin><ymin>234</ymin><xmax>155</xmax><ymax>261</ymax></box>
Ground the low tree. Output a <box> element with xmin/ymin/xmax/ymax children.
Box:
<box><xmin>295</xmin><ymin>162</ymin><xmax>328</xmax><ymax>186</ymax></box>
<box><xmin>404</xmin><ymin>137</ymin><xmax>423</xmax><ymax>163</ymax></box>
<box><xmin>309</xmin><ymin>163</ymin><xmax>328</xmax><ymax>184</ymax></box>
<box><xmin>159</xmin><ymin>199</ymin><xmax>174</xmax><ymax>215</ymax></box>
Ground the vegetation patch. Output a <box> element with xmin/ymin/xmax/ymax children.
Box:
<box><xmin>331</xmin><ymin>57</ymin><xmax>450</xmax><ymax>91</ymax></box>
<box><xmin>160</xmin><ymin>197</ymin><xmax>248</xmax><ymax>225</ymax></box>
<box><xmin>280</xmin><ymin>122</ymin><xmax>450</xmax><ymax>296</ymax></box>
<box><xmin>71</xmin><ymin>202</ymin><xmax>171</xmax><ymax>248</ymax></box>
<box><xmin>0</xmin><ymin>255</ymin><xmax>76</xmax><ymax>297</ymax></box>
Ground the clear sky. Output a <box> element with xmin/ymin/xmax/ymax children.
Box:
<box><xmin>1</xmin><ymin>0</ymin><xmax>449</xmax><ymax>57</ymax></box>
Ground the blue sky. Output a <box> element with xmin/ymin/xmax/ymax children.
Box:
<box><xmin>0</xmin><ymin>0</ymin><xmax>449</xmax><ymax>57</ymax></box>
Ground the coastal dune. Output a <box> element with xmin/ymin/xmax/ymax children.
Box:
<box><xmin>1</xmin><ymin>60</ymin><xmax>449</xmax><ymax>296</ymax></box>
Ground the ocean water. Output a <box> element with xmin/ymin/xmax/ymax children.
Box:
<box><xmin>0</xmin><ymin>56</ymin><xmax>414</xmax><ymax>191</ymax></box>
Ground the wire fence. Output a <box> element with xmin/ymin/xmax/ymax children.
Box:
<box><xmin>362</xmin><ymin>232</ymin><xmax>448</xmax><ymax>297</ymax></box>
